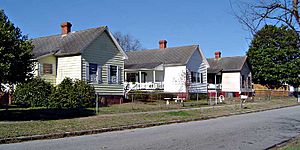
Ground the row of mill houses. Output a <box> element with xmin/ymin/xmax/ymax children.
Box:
<box><xmin>32</xmin><ymin>22</ymin><xmax>253</xmax><ymax>102</ymax></box>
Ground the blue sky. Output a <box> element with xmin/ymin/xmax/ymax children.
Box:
<box><xmin>0</xmin><ymin>0</ymin><xmax>251</xmax><ymax>58</ymax></box>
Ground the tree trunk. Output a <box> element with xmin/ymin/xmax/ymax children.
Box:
<box><xmin>293</xmin><ymin>0</ymin><xmax>300</xmax><ymax>26</ymax></box>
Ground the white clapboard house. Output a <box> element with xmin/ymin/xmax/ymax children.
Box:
<box><xmin>32</xmin><ymin>22</ymin><xmax>128</xmax><ymax>103</ymax></box>
<box><xmin>207</xmin><ymin>51</ymin><xmax>253</xmax><ymax>97</ymax></box>
<box><xmin>124</xmin><ymin>40</ymin><xmax>210</xmax><ymax>97</ymax></box>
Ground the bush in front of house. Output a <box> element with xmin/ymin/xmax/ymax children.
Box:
<box><xmin>73</xmin><ymin>79</ymin><xmax>95</xmax><ymax>108</ymax></box>
<box><xmin>13</xmin><ymin>77</ymin><xmax>53</xmax><ymax>107</ymax></box>
<box><xmin>49</xmin><ymin>78</ymin><xmax>95</xmax><ymax>109</ymax></box>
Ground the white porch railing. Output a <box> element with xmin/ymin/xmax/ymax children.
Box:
<box><xmin>208</xmin><ymin>84</ymin><xmax>222</xmax><ymax>90</ymax></box>
<box><xmin>124</xmin><ymin>82</ymin><xmax>164</xmax><ymax>91</ymax></box>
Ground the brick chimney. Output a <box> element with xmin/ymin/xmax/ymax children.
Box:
<box><xmin>159</xmin><ymin>40</ymin><xmax>167</xmax><ymax>49</ymax></box>
<box><xmin>215</xmin><ymin>51</ymin><xmax>221</xmax><ymax>59</ymax></box>
<box><xmin>61</xmin><ymin>22</ymin><xmax>72</xmax><ymax>35</ymax></box>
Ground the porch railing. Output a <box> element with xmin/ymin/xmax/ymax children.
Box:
<box><xmin>208</xmin><ymin>84</ymin><xmax>222</xmax><ymax>90</ymax></box>
<box><xmin>124</xmin><ymin>82</ymin><xmax>164</xmax><ymax>90</ymax></box>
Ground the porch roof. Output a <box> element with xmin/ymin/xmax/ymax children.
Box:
<box><xmin>125</xmin><ymin>62</ymin><xmax>162</xmax><ymax>70</ymax></box>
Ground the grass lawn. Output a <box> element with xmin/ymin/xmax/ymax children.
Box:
<box><xmin>0</xmin><ymin>97</ymin><xmax>298</xmax><ymax>140</ymax></box>
<box><xmin>97</xmin><ymin>99</ymin><xmax>211</xmax><ymax>114</ymax></box>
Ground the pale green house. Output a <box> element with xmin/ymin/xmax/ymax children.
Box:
<box><xmin>32</xmin><ymin>22</ymin><xmax>128</xmax><ymax>101</ymax></box>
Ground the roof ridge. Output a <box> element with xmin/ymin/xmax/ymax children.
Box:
<box><xmin>126</xmin><ymin>45</ymin><xmax>198</xmax><ymax>54</ymax></box>
<box><xmin>207</xmin><ymin>55</ymin><xmax>246</xmax><ymax>59</ymax></box>
<box><xmin>31</xmin><ymin>26</ymin><xmax>106</xmax><ymax>40</ymax></box>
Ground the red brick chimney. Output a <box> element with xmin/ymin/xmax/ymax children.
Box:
<box><xmin>215</xmin><ymin>51</ymin><xmax>221</xmax><ymax>59</ymax></box>
<box><xmin>159</xmin><ymin>40</ymin><xmax>167</xmax><ymax>49</ymax></box>
<box><xmin>61</xmin><ymin>22</ymin><xmax>72</xmax><ymax>35</ymax></box>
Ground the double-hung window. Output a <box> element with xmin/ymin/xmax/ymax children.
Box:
<box><xmin>86</xmin><ymin>63</ymin><xmax>102</xmax><ymax>83</ymax></box>
<box><xmin>191</xmin><ymin>72</ymin><xmax>201</xmax><ymax>83</ymax></box>
<box><xmin>39</xmin><ymin>63</ymin><xmax>53</xmax><ymax>75</ymax></box>
<box><xmin>107</xmin><ymin>65</ymin><xmax>121</xmax><ymax>84</ymax></box>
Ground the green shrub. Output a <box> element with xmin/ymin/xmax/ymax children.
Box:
<box><xmin>13</xmin><ymin>78</ymin><xmax>53</xmax><ymax>107</ymax></box>
<box><xmin>49</xmin><ymin>78</ymin><xmax>95</xmax><ymax>109</ymax></box>
<box><xmin>73</xmin><ymin>79</ymin><xmax>95</xmax><ymax>108</ymax></box>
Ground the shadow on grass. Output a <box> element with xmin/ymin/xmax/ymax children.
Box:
<box><xmin>0</xmin><ymin>108</ymin><xmax>95</xmax><ymax>121</ymax></box>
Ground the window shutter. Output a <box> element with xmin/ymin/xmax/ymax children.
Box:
<box><xmin>107</xmin><ymin>65</ymin><xmax>111</xmax><ymax>84</ymax></box>
<box><xmin>86</xmin><ymin>63</ymin><xmax>89</xmax><ymax>82</ymax></box>
<box><xmin>39</xmin><ymin>63</ymin><xmax>43</xmax><ymax>76</ymax></box>
<box><xmin>116</xmin><ymin>66</ymin><xmax>119</xmax><ymax>84</ymax></box>
<box><xmin>118</xmin><ymin>66</ymin><xmax>122</xmax><ymax>84</ymax></box>
<box><xmin>97</xmin><ymin>65</ymin><xmax>102</xmax><ymax>84</ymax></box>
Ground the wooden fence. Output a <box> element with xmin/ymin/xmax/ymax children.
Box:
<box><xmin>254</xmin><ymin>89</ymin><xmax>291</xmax><ymax>97</ymax></box>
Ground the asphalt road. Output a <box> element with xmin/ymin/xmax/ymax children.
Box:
<box><xmin>1</xmin><ymin>105</ymin><xmax>300</xmax><ymax>150</ymax></box>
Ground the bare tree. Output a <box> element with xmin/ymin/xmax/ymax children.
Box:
<box><xmin>232</xmin><ymin>0</ymin><xmax>300</xmax><ymax>36</ymax></box>
<box><xmin>113</xmin><ymin>31</ymin><xmax>143</xmax><ymax>52</ymax></box>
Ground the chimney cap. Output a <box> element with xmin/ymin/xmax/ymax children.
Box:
<box><xmin>159</xmin><ymin>40</ymin><xmax>167</xmax><ymax>44</ymax></box>
<box><xmin>61</xmin><ymin>22</ymin><xmax>72</xmax><ymax>27</ymax></box>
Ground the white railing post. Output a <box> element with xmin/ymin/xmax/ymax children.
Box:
<box><xmin>153</xmin><ymin>70</ymin><xmax>156</xmax><ymax>83</ymax></box>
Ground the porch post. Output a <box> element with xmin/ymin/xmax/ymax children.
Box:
<box><xmin>153</xmin><ymin>70</ymin><xmax>156</xmax><ymax>83</ymax></box>
<box><xmin>139</xmin><ymin>71</ymin><xmax>142</xmax><ymax>83</ymax></box>
<box><xmin>214</xmin><ymin>75</ymin><xmax>217</xmax><ymax>85</ymax></box>
<box><xmin>124</xmin><ymin>72</ymin><xmax>127</xmax><ymax>82</ymax></box>
<box><xmin>215</xmin><ymin>74</ymin><xmax>217</xmax><ymax>104</ymax></box>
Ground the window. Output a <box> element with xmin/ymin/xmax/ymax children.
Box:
<box><xmin>108</xmin><ymin>65</ymin><xmax>121</xmax><ymax>84</ymax></box>
<box><xmin>196</xmin><ymin>73</ymin><xmax>200</xmax><ymax>83</ymax></box>
<box><xmin>43</xmin><ymin>64</ymin><xmax>53</xmax><ymax>74</ymax></box>
<box><xmin>191</xmin><ymin>72</ymin><xmax>196</xmax><ymax>83</ymax></box>
<box><xmin>201</xmin><ymin>73</ymin><xmax>203</xmax><ymax>83</ymax></box>
<box><xmin>191</xmin><ymin>72</ymin><xmax>200</xmax><ymax>83</ymax></box>
<box><xmin>89</xmin><ymin>64</ymin><xmax>97</xmax><ymax>83</ymax></box>
<box><xmin>87</xmin><ymin>63</ymin><xmax>101</xmax><ymax>83</ymax></box>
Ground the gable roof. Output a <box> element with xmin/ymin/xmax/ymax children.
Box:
<box><xmin>125</xmin><ymin>45</ymin><xmax>206</xmax><ymax>70</ymax></box>
<box><xmin>32</xmin><ymin>26</ymin><xmax>127</xmax><ymax>59</ymax></box>
<box><xmin>207</xmin><ymin>56</ymin><xmax>248</xmax><ymax>73</ymax></box>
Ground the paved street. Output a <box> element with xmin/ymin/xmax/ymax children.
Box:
<box><xmin>1</xmin><ymin>105</ymin><xmax>300</xmax><ymax>150</ymax></box>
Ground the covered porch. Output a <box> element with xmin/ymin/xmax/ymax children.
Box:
<box><xmin>207</xmin><ymin>72</ymin><xmax>222</xmax><ymax>90</ymax></box>
<box><xmin>124</xmin><ymin>69</ymin><xmax>164</xmax><ymax>90</ymax></box>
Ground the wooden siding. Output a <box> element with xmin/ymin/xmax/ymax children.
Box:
<box><xmin>56</xmin><ymin>55</ymin><xmax>82</xmax><ymax>85</ymax></box>
<box><xmin>186</xmin><ymin>49</ymin><xmax>208</xmax><ymax>93</ymax></box>
<box><xmin>81</xmin><ymin>31</ymin><xmax>125</xmax><ymax>95</ymax></box>
<box><xmin>35</xmin><ymin>55</ymin><xmax>56</xmax><ymax>85</ymax></box>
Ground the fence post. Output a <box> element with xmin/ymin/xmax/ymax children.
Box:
<box><xmin>95</xmin><ymin>94</ymin><xmax>99</xmax><ymax>114</ymax></box>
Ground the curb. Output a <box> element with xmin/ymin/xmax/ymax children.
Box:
<box><xmin>265</xmin><ymin>135</ymin><xmax>300</xmax><ymax>149</ymax></box>
<box><xmin>1</xmin><ymin>103</ymin><xmax>299</xmax><ymax>145</ymax></box>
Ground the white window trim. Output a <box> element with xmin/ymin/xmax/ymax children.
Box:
<box><xmin>87</xmin><ymin>63</ymin><xmax>102</xmax><ymax>84</ymax></box>
<box><xmin>108</xmin><ymin>65</ymin><xmax>121</xmax><ymax>84</ymax></box>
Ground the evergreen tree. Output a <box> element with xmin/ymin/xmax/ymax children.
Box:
<box><xmin>0</xmin><ymin>10</ymin><xmax>34</xmax><ymax>87</ymax></box>
<box><xmin>248</xmin><ymin>25</ymin><xmax>300</xmax><ymax>89</ymax></box>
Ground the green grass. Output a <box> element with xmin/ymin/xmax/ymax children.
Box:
<box><xmin>0</xmin><ymin>97</ymin><xmax>298</xmax><ymax>140</ymax></box>
<box><xmin>165</xmin><ymin>111</ymin><xmax>191</xmax><ymax>117</ymax></box>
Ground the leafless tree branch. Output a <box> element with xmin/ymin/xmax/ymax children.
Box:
<box><xmin>232</xmin><ymin>0</ymin><xmax>300</xmax><ymax>37</ymax></box>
